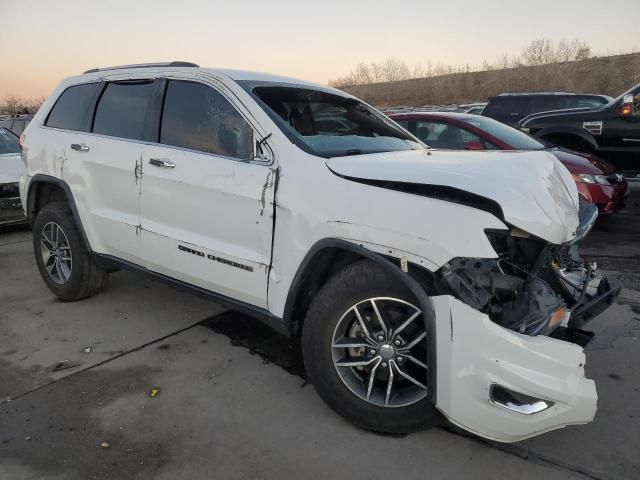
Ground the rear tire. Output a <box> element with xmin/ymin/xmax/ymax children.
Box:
<box><xmin>302</xmin><ymin>260</ymin><xmax>439</xmax><ymax>433</ymax></box>
<box><xmin>33</xmin><ymin>202</ymin><xmax>107</xmax><ymax>301</ymax></box>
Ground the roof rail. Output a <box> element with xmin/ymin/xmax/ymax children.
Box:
<box><xmin>83</xmin><ymin>61</ymin><xmax>199</xmax><ymax>74</ymax></box>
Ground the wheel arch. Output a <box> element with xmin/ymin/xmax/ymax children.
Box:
<box><xmin>27</xmin><ymin>174</ymin><xmax>92</xmax><ymax>252</ymax></box>
<box><xmin>535</xmin><ymin>126</ymin><xmax>598</xmax><ymax>150</ymax></box>
<box><xmin>283</xmin><ymin>238</ymin><xmax>437</xmax><ymax>401</ymax></box>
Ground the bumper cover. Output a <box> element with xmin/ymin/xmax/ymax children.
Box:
<box><xmin>433</xmin><ymin>295</ymin><xmax>597</xmax><ymax>443</ymax></box>
<box><xmin>0</xmin><ymin>196</ymin><xmax>27</xmax><ymax>226</ymax></box>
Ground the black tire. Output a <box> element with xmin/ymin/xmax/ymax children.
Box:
<box><xmin>302</xmin><ymin>260</ymin><xmax>440</xmax><ymax>433</ymax></box>
<box><xmin>33</xmin><ymin>202</ymin><xmax>107</xmax><ymax>301</ymax></box>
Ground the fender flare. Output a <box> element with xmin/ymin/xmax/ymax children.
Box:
<box><xmin>534</xmin><ymin>126</ymin><xmax>598</xmax><ymax>149</ymax></box>
<box><xmin>283</xmin><ymin>238</ymin><xmax>437</xmax><ymax>402</ymax></box>
<box><xmin>27</xmin><ymin>174</ymin><xmax>92</xmax><ymax>252</ymax></box>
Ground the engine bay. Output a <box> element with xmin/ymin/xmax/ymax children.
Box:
<box><xmin>437</xmin><ymin>230</ymin><xmax>620</xmax><ymax>341</ymax></box>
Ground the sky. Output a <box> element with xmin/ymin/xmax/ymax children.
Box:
<box><xmin>1</xmin><ymin>0</ymin><xmax>639</xmax><ymax>99</ymax></box>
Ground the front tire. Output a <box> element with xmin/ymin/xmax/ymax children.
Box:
<box><xmin>33</xmin><ymin>202</ymin><xmax>107</xmax><ymax>301</ymax></box>
<box><xmin>302</xmin><ymin>260</ymin><xmax>439</xmax><ymax>433</ymax></box>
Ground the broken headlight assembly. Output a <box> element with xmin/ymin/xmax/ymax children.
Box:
<box><xmin>437</xmin><ymin>206</ymin><xmax>619</xmax><ymax>338</ymax></box>
<box><xmin>439</xmin><ymin>256</ymin><xmax>568</xmax><ymax>336</ymax></box>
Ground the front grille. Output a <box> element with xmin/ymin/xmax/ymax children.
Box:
<box><xmin>0</xmin><ymin>182</ymin><xmax>19</xmax><ymax>198</ymax></box>
<box><xmin>0</xmin><ymin>197</ymin><xmax>22</xmax><ymax>210</ymax></box>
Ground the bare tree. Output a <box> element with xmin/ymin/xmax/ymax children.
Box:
<box><xmin>330</xmin><ymin>38</ymin><xmax>595</xmax><ymax>88</ymax></box>
<box><xmin>3</xmin><ymin>95</ymin><xmax>25</xmax><ymax>115</ymax></box>
<box><xmin>1</xmin><ymin>95</ymin><xmax>46</xmax><ymax>115</ymax></box>
<box><xmin>25</xmin><ymin>96</ymin><xmax>46</xmax><ymax>114</ymax></box>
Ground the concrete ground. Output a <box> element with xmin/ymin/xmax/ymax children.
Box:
<box><xmin>1</xmin><ymin>187</ymin><xmax>639</xmax><ymax>480</ymax></box>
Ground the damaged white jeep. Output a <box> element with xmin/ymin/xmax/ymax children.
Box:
<box><xmin>20</xmin><ymin>62</ymin><xmax>619</xmax><ymax>442</ymax></box>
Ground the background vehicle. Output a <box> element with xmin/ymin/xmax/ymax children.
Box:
<box><xmin>20</xmin><ymin>63</ymin><xmax>618</xmax><ymax>443</ymax></box>
<box><xmin>519</xmin><ymin>83</ymin><xmax>640</xmax><ymax>171</ymax></box>
<box><xmin>455</xmin><ymin>103</ymin><xmax>487</xmax><ymax>115</ymax></box>
<box><xmin>483</xmin><ymin>93</ymin><xmax>612</xmax><ymax>126</ymax></box>
<box><xmin>0</xmin><ymin>127</ymin><xmax>27</xmax><ymax>226</ymax></box>
<box><xmin>389</xmin><ymin>112</ymin><xmax>629</xmax><ymax>214</ymax></box>
<box><xmin>2</xmin><ymin>114</ymin><xmax>33</xmax><ymax>136</ymax></box>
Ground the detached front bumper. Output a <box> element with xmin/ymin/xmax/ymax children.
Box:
<box><xmin>433</xmin><ymin>295</ymin><xmax>597</xmax><ymax>443</ymax></box>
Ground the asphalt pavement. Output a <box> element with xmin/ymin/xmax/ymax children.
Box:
<box><xmin>0</xmin><ymin>186</ymin><xmax>638</xmax><ymax>480</ymax></box>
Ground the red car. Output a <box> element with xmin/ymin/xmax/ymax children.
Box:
<box><xmin>388</xmin><ymin>112</ymin><xmax>629</xmax><ymax>214</ymax></box>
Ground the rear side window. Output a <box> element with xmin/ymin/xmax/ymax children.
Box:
<box><xmin>45</xmin><ymin>83</ymin><xmax>102</xmax><ymax>131</ymax></box>
<box><xmin>93</xmin><ymin>81</ymin><xmax>156</xmax><ymax>141</ymax></box>
<box><xmin>0</xmin><ymin>128</ymin><xmax>20</xmax><ymax>154</ymax></box>
<box><xmin>484</xmin><ymin>97</ymin><xmax>529</xmax><ymax>121</ymax></box>
<box><xmin>11</xmin><ymin>119</ymin><xmax>28</xmax><ymax>135</ymax></box>
<box><xmin>160</xmin><ymin>80</ymin><xmax>253</xmax><ymax>160</ymax></box>
<box><xmin>527</xmin><ymin>97</ymin><xmax>570</xmax><ymax>114</ymax></box>
<box><xmin>573</xmin><ymin>96</ymin><xmax>608</xmax><ymax>109</ymax></box>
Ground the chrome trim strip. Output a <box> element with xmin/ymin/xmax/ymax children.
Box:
<box><xmin>489</xmin><ymin>384</ymin><xmax>553</xmax><ymax>415</ymax></box>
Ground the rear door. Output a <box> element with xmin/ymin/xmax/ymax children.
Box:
<box><xmin>42</xmin><ymin>81</ymin><xmax>143</xmax><ymax>261</ymax></box>
<box><xmin>79</xmin><ymin>79</ymin><xmax>161</xmax><ymax>262</ymax></box>
<box><xmin>525</xmin><ymin>96</ymin><xmax>570</xmax><ymax>115</ymax></box>
<box><xmin>140</xmin><ymin>79</ymin><xmax>275</xmax><ymax>308</ymax></box>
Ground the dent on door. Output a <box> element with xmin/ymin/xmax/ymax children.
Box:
<box><xmin>139</xmin><ymin>144</ymin><xmax>277</xmax><ymax>308</ymax></box>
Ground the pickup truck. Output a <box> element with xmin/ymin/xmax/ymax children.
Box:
<box><xmin>519</xmin><ymin>83</ymin><xmax>640</xmax><ymax>170</ymax></box>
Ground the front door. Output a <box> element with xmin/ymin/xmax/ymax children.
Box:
<box><xmin>140</xmin><ymin>79</ymin><xmax>275</xmax><ymax>308</ymax></box>
<box><xmin>602</xmin><ymin>86</ymin><xmax>640</xmax><ymax>148</ymax></box>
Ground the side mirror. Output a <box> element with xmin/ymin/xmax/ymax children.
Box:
<box><xmin>464</xmin><ymin>141</ymin><xmax>485</xmax><ymax>151</ymax></box>
<box><xmin>253</xmin><ymin>132</ymin><xmax>273</xmax><ymax>162</ymax></box>
<box><xmin>620</xmin><ymin>94</ymin><xmax>634</xmax><ymax>118</ymax></box>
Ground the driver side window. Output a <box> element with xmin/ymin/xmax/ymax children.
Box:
<box><xmin>160</xmin><ymin>80</ymin><xmax>253</xmax><ymax>160</ymax></box>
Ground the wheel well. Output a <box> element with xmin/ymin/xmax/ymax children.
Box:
<box><xmin>285</xmin><ymin>246</ymin><xmax>439</xmax><ymax>337</ymax></box>
<box><xmin>286</xmin><ymin>247</ymin><xmax>366</xmax><ymax>337</ymax></box>
<box><xmin>27</xmin><ymin>181</ymin><xmax>68</xmax><ymax>224</ymax></box>
<box><xmin>540</xmin><ymin>132</ymin><xmax>594</xmax><ymax>153</ymax></box>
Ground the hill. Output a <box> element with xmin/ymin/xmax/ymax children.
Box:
<box><xmin>339</xmin><ymin>53</ymin><xmax>640</xmax><ymax>107</ymax></box>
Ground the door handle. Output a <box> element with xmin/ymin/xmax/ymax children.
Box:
<box><xmin>149</xmin><ymin>158</ymin><xmax>176</xmax><ymax>168</ymax></box>
<box><xmin>70</xmin><ymin>143</ymin><xmax>90</xmax><ymax>152</ymax></box>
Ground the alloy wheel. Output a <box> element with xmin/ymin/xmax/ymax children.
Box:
<box><xmin>331</xmin><ymin>297</ymin><xmax>429</xmax><ymax>408</ymax></box>
<box><xmin>40</xmin><ymin>221</ymin><xmax>73</xmax><ymax>285</ymax></box>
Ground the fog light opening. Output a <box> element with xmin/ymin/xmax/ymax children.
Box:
<box><xmin>489</xmin><ymin>384</ymin><xmax>554</xmax><ymax>415</ymax></box>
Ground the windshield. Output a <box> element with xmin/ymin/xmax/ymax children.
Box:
<box><xmin>251</xmin><ymin>86</ymin><xmax>422</xmax><ymax>157</ymax></box>
<box><xmin>0</xmin><ymin>127</ymin><xmax>20</xmax><ymax>155</ymax></box>
<box><xmin>461</xmin><ymin>116</ymin><xmax>545</xmax><ymax>150</ymax></box>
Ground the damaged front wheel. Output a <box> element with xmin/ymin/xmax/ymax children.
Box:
<box><xmin>302</xmin><ymin>260</ymin><xmax>439</xmax><ymax>433</ymax></box>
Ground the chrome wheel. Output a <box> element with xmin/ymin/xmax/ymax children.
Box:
<box><xmin>40</xmin><ymin>221</ymin><xmax>73</xmax><ymax>285</ymax></box>
<box><xmin>331</xmin><ymin>297</ymin><xmax>428</xmax><ymax>408</ymax></box>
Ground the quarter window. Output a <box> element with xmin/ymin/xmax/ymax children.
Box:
<box><xmin>160</xmin><ymin>80</ymin><xmax>253</xmax><ymax>160</ymax></box>
<box><xmin>484</xmin><ymin>97</ymin><xmax>529</xmax><ymax>121</ymax></box>
<box><xmin>45</xmin><ymin>83</ymin><xmax>102</xmax><ymax>132</ymax></box>
<box><xmin>93</xmin><ymin>81</ymin><xmax>156</xmax><ymax>141</ymax></box>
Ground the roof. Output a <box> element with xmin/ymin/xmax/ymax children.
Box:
<box><xmin>387</xmin><ymin>111</ymin><xmax>479</xmax><ymax>121</ymax></box>
<box><xmin>493</xmin><ymin>92</ymin><xmax>610</xmax><ymax>99</ymax></box>
<box><xmin>79</xmin><ymin>61</ymin><xmax>325</xmax><ymax>90</ymax></box>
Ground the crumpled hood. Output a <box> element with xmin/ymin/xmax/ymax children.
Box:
<box><xmin>326</xmin><ymin>149</ymin><xmax>580</xmax><ymax>245</ymax></box>
<box><xmin>0</xmin><ymin>153</ymin><xmax>24</xmax><ymax>184</ymax></box>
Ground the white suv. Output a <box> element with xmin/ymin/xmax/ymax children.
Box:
<box><xmin>20</xmin><ymin>62</ymin><xmax>619</xmax><ymax>442</ymax></box>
